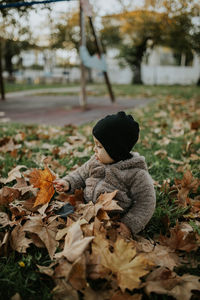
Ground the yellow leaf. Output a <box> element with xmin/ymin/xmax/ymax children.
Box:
<box><xmin>93</xmin><ymin>234</ymin><xmax>154</xmax><ymax>292</ymax></box>
<box><xmin>29</xmin><ymin>167</ymin><xmax>56</xmax><ymax>207</ymax></box>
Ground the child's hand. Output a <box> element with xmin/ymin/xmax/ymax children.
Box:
<box><xmin>53</xmin><ymin>179</ymin><xmax>70</xmax><ymax>193</ymax></box>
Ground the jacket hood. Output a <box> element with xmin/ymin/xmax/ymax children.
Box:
<box><xmin>112</xmin><ymin>152</ymin><xmax>148</xmax><ymax>171</ymax></box>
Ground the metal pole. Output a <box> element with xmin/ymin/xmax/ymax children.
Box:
<box><xmin>0</xmin><ymin>38</ymin><xmax>5</xmax><ymax>100</ymax></box>
<box><xmin>79</xmin><ymin>0</ymin><xmax>87</xmax><ymax>109</ymax></box>
<box><xmin>88</xmin><ymin>16</ymin><xmax>115</xmax><ymax>103</ymax></box>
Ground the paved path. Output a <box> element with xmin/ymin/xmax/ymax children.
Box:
<box><xmin>0</xmin><ymin>88</ymin><xmax>155</xmax><ymax>126</ymax></box>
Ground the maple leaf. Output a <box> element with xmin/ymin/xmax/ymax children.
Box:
<box><xmin>29</xmin><ymin>167</ymin><xmax>56</xmax><ymax>207</ymax></box>
<box><xmin>0</xmin><ymin>212</ymin><xmax>10</xmax><ymax>228</ymax></box>
<box><xmin>10</xmin><ymin>225</ymin><xmax>32</xmax><ymax>253</ymax></box>
<box><xmin>55</xmin><ymin>220</ymin><xmax>94</xmax><ymax>262</ymax></box>
<box><xmin>143</xmin><ymin>244</ymin><xmax>180</xmax><ymax>270</ymax></box>
<box><xmin>92</xmin><ymin>234</ymin><xmax>154</xmax><ymax>292</ymax></box>
<box><xmin>0</xmin><ymin>165</ymin><xmax>27</xmax><ymax>184</ymax></box>
<box><xmin>68</xmin><ymin>255</ymin><xmax>87</xmax><ymax>290</ymax></box>
<box><xmin>0</xmin><ymin>187</ymin><xmax>20</xmax><ymax>206</ymax></box>
<box><xmin>145</xmin><ymin>267</ymin><xmax>200</xmax><ymax>300</ymax></box>
<box><xmin>96</xmin><ymin>190</ymin><xmax>123</xmax><ymax>212</ymax></box>
<box><xmin>23</xmin><ymin>215</ymin><xmax>59</xmax><ymax>259</ymax></box>
<box><xmin>174</xmin><ymin>170</ymin><xmax>199</xmax><ymax>207</ymax></box>
<box><xmin>159</xmin><ymin>222</ymin><xmax>199</xmax><ymax>252</ymax></box>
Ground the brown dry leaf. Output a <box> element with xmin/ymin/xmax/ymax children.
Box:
<box><xmin>145</xmin><ymin>267</ymin><xmax>200</xmax><ymax>300</ymax></box>
<box><xmin>159</xmin><ymin>222</ymin><xmax>199</xmax><ymax>252</ymax></box>
<box><xmin>75</xmin><ymin>201</ymin><xmax>96</xmax><ymax>222</ymax></box>
<box><xmin>29</xmin><ymin>167</ymin><xmax>56</xmax><ymax>207</ymax></box>
<box><xmin>154</xmin><ymin>149</ymin><xmax>167</xmax><ymax>159</ymax></box>
<box><xmin>144</xmin><ymin>244</ymin><xmax>180</xmax><ymax>270</ymax></box>
<box><xmin>13</xmin><ymin>177</ymin><xmax>36</xmax><ymax>195</ymax></box>
<box><xmin>52</xmin><ymin>279</ymin><xmax>79</xmax><ymax>300</ymax></box>
<box><xmin>68</xmin><ymin>255</ymin><xmax>87</xmax><ymax>290</ymax></box>
<box><xmin>0</xmin><ymin>137</ymin><xmax>21</xmax><ymax>153</ymax></box>
<box><xmin>54</xmin><ymin>258</ymin><xmax>72</xmax><ymax>279</ymax></box>
<box><xmin>0</xmin><ymin>187</ymin><xmax>20</xmax><ymax>206</ymax></box>
<box><xmin>83</xmin><ymin>286</ymin><xmax>114</xmax><ymax>300</ymax></box>
<box><xmin>0</xmin><ymin>212</ymin><xmax>10</xmax><ymax>228</ymax></box>
<box><xmin>55</xmin><ymin>220</ymin><xmax>94</xmax><ymax>262</ymax></box>
<box><xmin>11</xmin><ymin>293</ymin><xmax>22</xmax><ymax>300</ymax></box>
<box><xmin>168</xmin><ymin>157</ymin><xmax>184</xmax><ymax>165</ymax></box>
<box><xmin>23</xmin><ymin>215</ymin><xmax>59</xmax><ymax>259</ymax></box>
<box><xmin>175</xmin><ymin>170</ymin><xmax>199</xmax><ymax>207</ymax></box>
<box><xmin>36</xmin><ymin>262</ymin><xmax>56</xmax><ymax>277</ymax></box>
<box><xmin>93</xmin><ymin>234</ymin><xmax>154</xmax><ymax>292</ymax></box>
<box><xmin>0</xmin><ymin>165</ymin><xmax>27</xmax><ymax>184</ymax></box>
<box><xmin>96</xmin><ymin>190</ymin><xmax>123</xmax><ymax>211</ymax></box>
<box><xmin>10</xmin><ymin>225</ymin><xmax>32</xmax><ymax>253</ymax></box>
<box><xmin>191</xmin><ymin>120</ymin><xmax>200</xmax><ymax>130</ymax></box>
<box><xmin>56</xmin><ymin>189</ymin><xmax>84</xmax><ymax>206</ymax></box>
<box><xmin>111</xmin><ymin>291</ymin><xmax>142</xmax><ymax>300</ymax></box>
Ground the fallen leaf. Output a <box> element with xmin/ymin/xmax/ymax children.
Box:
<box><xmin>0</xmin><ymin>212</ymin><xmax>10</xmax><ymax>228</ymax></box>
<box><xmin>54</xmin><ymin>258</ymin><xmax>72</xmax><ymax>279</ymax></box>
<box><xmin>37</xmin><ymin>263</ymin><xmax>56</xmax><ymax>277</ymax></box>
<box><xmin>96</xmin><ymin>190</ymin><xmax>123</xmax><ymax>211</ymax></box>
<box><xmin>10</xmin><ymin>225</ymin><xmax>32</xmax><ymax>253</ymax></box>
<box><xmin>174</xmin><ymin>170</ymin><xmax>199</xmax><ymax>207</ymax></box>
<box><xmin>168</xmin><ymin>157</ymin><xmax>184</xmax><ymax>165</ymax></box>
<box><xmin>52</xmin><ymin>279</ymin><xmax>79</xmax><ymax>300</ymax></box>
<box><xmin>145</xmin><ymin>267</ymin><xmax>200</xmax><ymax>300</ymax></box>
<box><xmin>93</xmin><ymin>234</ymin><xmax>154</xmax><ymax>292</ymax></box>
<box><xmin>0</xmin><ymin>165</ymin><xmax>27</xmax><ymax>184</ymax></box>
<box><xmin>29</xmin><ymin>167</ymin><xmax>56</xmax><ymax>207</ymax></box>
<box><xmin>68</xmin><ymin>255</ymin><xmax>87</xmax><ymax>290</ymax></box>
<box><xmin>55</xmin><ymin>220</ymin><xmax>94</xmax><ymax>262</ymax></box>
<box><xmin>144</xmin><ymin>244</ymin><xmax>180</xmax><ymax>270</ymax></box>
<box><xmin>11</xmin><ymin>293</ymin><xmax>22</xmax><ymax>300</ymax></box>
<box><xmin>23</xmin><ymin>215</ymin><xmax>59</xmax><ymax>259</ymax></box>
<box><xmin>159</xmin><ymin>222</ymin><xmax>199</xmax><ymax>252</ymax></box>
<box><xmin>191</xmin><ymin>120</ymin><xmax>200</xmax><ymax>130</ymax></box>
<box><xmin>83</xmin><ymin>286</ymin><xmax>114</xmax><ymax>300</ymax></box>
<box><xmin>111</xmin><ymin>291</ymin><xmax>142</xmax><ymax>300</ymax></box>
<box><xmin>0</xmin><ymin>187</ymin><xmax>20</xmax><ymax>206</ymax></box>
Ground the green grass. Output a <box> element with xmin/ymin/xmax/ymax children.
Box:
<box><xmin>4</xmin><ymin>82</ymin><xmax>200</xmax><ymax>100</ymax></box>
<box><xmin>4</xmin><ymin>82</ymin><xmax>78</xmax><ymax>93</ymax></box>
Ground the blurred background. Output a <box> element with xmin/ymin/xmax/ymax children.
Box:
<box><xmin>0</xmin><ymin>0</ymin><xmax>200</xmax><ymax>95</ymax></box>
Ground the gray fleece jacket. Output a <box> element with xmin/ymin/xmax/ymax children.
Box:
<box><xmin>63</xmin><ymin>152</ymin><xmax>156</xmax><ymax>235</ymax></box>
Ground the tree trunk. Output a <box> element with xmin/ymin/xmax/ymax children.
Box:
<box><xmin>0</xmin><ymin>39</ymin><xmax>5</xmax><ymax>100</ymax></box>
<box><xmin>197</xmin><ymin>75</ymin><xmax>200</xmax><ymax>86</ymax></box>
<box><xmin>87</xmin><ymin>67</ymin><xmax>93</xmax><ymax>83</ymax></box>
<box><xmin>132</xmin><ymin>64</ymin><xmax>142</xmax><ymax>84</ymax></box>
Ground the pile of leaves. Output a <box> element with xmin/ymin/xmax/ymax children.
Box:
<box><xmin>1</xmin><ymin>164</ymin><xmax>200</xmax><ymax>300</ymax></box>
<box><xmin>0</xmin><ymin>93</ymin><xmax>200</xmax><ymax>300</ymax></box>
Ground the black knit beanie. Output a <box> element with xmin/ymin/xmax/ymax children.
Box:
<box><xmin>92</xmin><ymin>111</ymin><xmax>139</xmax><ymax>162</ymax></box>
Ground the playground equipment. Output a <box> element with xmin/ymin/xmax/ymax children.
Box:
<box><xmin>0</xmin><ymin>0</ymin><xmax>115</xmax><ymax>106</ymax></box>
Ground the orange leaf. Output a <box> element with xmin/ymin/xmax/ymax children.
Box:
<box><xmin>29</xmin><ymin>167</ymin><xmax>56</xmax><ymax>207</ymax></box>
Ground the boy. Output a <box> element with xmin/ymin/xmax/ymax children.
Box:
<box><xmin>54</xmin><ymin>111</ymin><xmax>156</xmax><ymax>235</ymax></box>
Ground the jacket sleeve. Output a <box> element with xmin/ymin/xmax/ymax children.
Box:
<box><xmin>121</xmin><ymin>169</ymin><xmax>156</xmax><ymax>235</ymax></box>
<box><xmin>62</xmin><ymin>157</ymin><xmax>92</xmax><ymax>193</ymax></box>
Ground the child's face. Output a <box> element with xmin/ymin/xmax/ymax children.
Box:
<box><xmin>93</xmin><ymin>136</ymin><xmax>114</xmax><ymax>164</ymax></box>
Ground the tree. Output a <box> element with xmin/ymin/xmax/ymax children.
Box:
<box><xmin>52</xmin><ymin>10</ymin><xmax>100</xmax><ymax>82</ymax></box>
<box><xmin>101</xmin><ymin>10</ymin><xmax>169</xmax><ymax>83</ymax></box>
<box><xmin>0</xmin><ymin>0</ymin><xmax>49</xmax><ymax>99</ymax></box>
<box><xmin>100</xmin><ymin>1</ymin><xmax>200</xmax><ymax>84</ymax></box>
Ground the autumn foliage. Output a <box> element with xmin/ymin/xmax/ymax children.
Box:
<box><xmin>0</xmin><ymin>93</ymin><xmax>200</xmax><ymax>299</ymax></box>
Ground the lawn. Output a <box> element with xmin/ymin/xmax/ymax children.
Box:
<box><xmin>5</xmin><ymin>81</ymin><xmax>200</xmax><ymax>100</ymax></box>
<box><xmin>0</xmin><ymin>86</ymin><xmax>200</xmax><ymax>299</ymax></box>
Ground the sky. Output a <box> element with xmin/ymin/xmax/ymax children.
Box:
<box><xmin>27</xmin><ymin>0</ymin><xmax>142</xmax><ymax>36</ymax></box>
